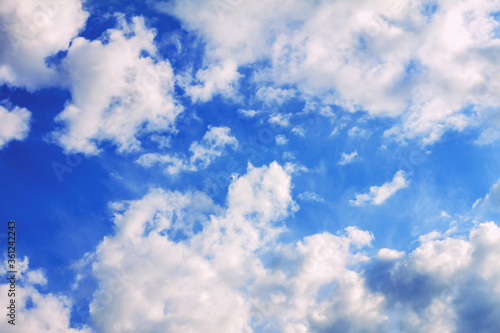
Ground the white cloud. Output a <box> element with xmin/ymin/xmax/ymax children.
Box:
<box><xmin>0</xmin><ymin>0</ymin><xmax>88</xmax><ymax>89</ymax></box>
<box><xmin>473</xmin><ymin>179</ymin><xmax>500</xmax><ymax>212</ymax></box>
<box><xmin>238</xmin><ymin>109</ymin><xmax>260</xmax><ymax>118</ymax></box>
<box><xmin>0</xmin><ymin>257</ymin><xmax>90</xmax><ymax>332</ymax></box>
<box><xmin>291</xmin><ymin>126</ymin><xmax>305</xmax><ymax>137</ymax></box>
<box><xmin>348</xmin><ymin>126</ymin><xmax>372</xmax><ymax>138</ymax></box>
<box><xmin>369</xmin><ymin>221</ymin><xmax>500</xmax><ymax>332</ymax></box>
<box><xmin>66</xmin><ymin>162</ymin><xmax>391</xmax><ymax>332</ymax></box>
<box><xmin>137</xmin><ymin>126</ymin><xmax>238</xmax><ymax>175</ymax></box>
<box><xmin>377</xmin><ymin>248</ymin><xmax>405</xmax><ymax>261</ymax></box>
<box><xmin>268</xmin><ymin>113</ymin><xmax>291</xmax><ymax>127</ymax></box>
<box><xmin>149</xmin><ymin>134</ymin><xmax>171</xmax><ymax>149</ymax></box>
<box><xmin>275</xmin><ymin>134</ymin><xmax>288</xmax><ymax>145</ymax></box>
<box><xmin>256</xmin><ymin>86</ymin><xmax>296</xmax><ymax>105</ymax></box>
<box><xmin>189</xmin><ymin>126</ymin><xmax>238</xmax><ymax>167</ymax></box>
<box><xmin>410</xmin><ymin>235</ymin><xmax>472</xmax><ymax>281</ymax></box>
<box><xmin>474</xmin><ymin>126</ymin><xmax>500</xmax><ymax>146</ymax></box>
<box><xmin>297</xmin><ymin>191</ymin><xmax>325</xmax><ymax>203</ymax></box>
<box><xmin>51</xmin><ymin>17</ymin><xmax>182</xmax><ymax>155</ymax></box>
<box><xmin>440</xmin><ymin>210</ymin><xmax>451</xmax><ymax>218</ymax></box>
<box><xmin>136</xmin><ymin>153</ymin><xmax>192</xmax><ymax>175</ymax></box>
<box><xmin>350</xmin><ymin>170</ymin><xmax>409</xmax><ymax>206</ymax></box>
<box><xmin>13</xmin><ymin>216</ymin><xmax>500</xmax><ymax>333</ymax></box>
<box><xmin>162</xmin><ymin>0</ymin><xmax>500</xmax><ymax>144</ymax></box>
<box><xmin>0</xmin><ymin>105</ymin><xmax>31</xmax><ymax>149</ymax></box>
<box><xmin>83</xmin><ymin>162</ymin><xmax>300</xmax><ymax>332</ymax></box>
<box><xmin>282</xmin><ymin>151</ymin><xmax>296</xmax><ymax>160</ymax></box>
<box><xmin>338</xmin><ymin>150</ymin><xmax>360</xmax><ymax>165</ymax></box>
<box><xmin>184</xmin><ymin>60</ymin><xmax>241</xmax><ymax>102</ymax></box>
<box><xmin>15</xmin><ymin>162</ymin><xmax>499</xmax><ymax>332</ymax></box>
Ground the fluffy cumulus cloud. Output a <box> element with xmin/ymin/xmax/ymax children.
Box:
<box><xmin>137</xmin><ymin>126</ymin><xmax>238</xmax><ymax>175</ymax></box>
<box><xmin>159</xmin><ymin>0</ymin><xmax>500</xmax><ymax>145</ymax></box>
<box><xmin>366</xmin><ymin>221</ymin><xmax>500</xmax><ymax>333</ymax></box>
<box><xmin>0</xmin><ymin>257</ymin><xmax>90</xmax><ymax>332</ymax></box>
<box><xmin>69</xmin><ymin>162</ymin><xmax>389</xmax><ymax>332</ymax></box>
<box><xmin>350</xmin><ymin>170</ymin><xmax>409</xmax><ymax>206</ymax></box>
<box><xmin>51</xmin><ymin>17</ymin><xmax>182</xmax><ymax>155</ymax></box>
<box><xmin>75</xmin><ymin>162</ymin><xmax>500</xmax><ymax>332</ymax></box>
<box><xmin>3</xmin><ymin>162</ymin><xmax>491</xmax><ymax>333</ymax></box>
<box><xmin>0</xmin><ymin>0</ymin><xmax>88</xmax><ymax>89</ymax></box>
<box><xmin>183</xmin><ymin>60</ymin><xmax>242</xmax><ymax>102</ymax></box>
<box><xmin>268</xmin><ymin>113</ymin><xmax>291</xmax><ymax>128</ymax></box>
<box><xmin>275</xmin><ymin>134</ymin><xmax>288</xmax><ymax>145</ymax></box>
<box><xmin>85</xmin><ymin>162</ymin><xmax>292</xmax><ymax>332</ymax></box>
<box><xmin>0</xmin><ymin>105</ymin><xmax>31</xmax><ymax>149</ymax></box>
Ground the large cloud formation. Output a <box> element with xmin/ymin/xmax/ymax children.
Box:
<box><xmin>64</xmin><ymin>163</ymin><xmax>500</xmax><ymax>332</ymax></box>
<box><xmin>0</xmin><ymin>257</ymin><xmax>90</xmax><ymax>332</ymax></box>
<box><xmin>161</xmin><ymin>0</ymin><xmax>500</xmax><ymax>144</ymax></box>
<box><xmin>2</xmin><ymin>163</ymin><xmax>500</xmax><ymax>332</ymax></box>
<box><xmin>52</xmin><ymin>16</ymin><xmax>183</xmax><ymax>154</ymax></box>
<box><xmin>0</xmin><ymin>0</ymin><xmax>88</xmax><ymax>89</ymax></box>
<box><xmin>0</xmin><ymin>0</ymin><xmax>87</xmax><ymax>148</ymax></box>
<box><xmin>1</xmin><ymin>0</ymin><xmax>184</xmax><ymax>155</ymax></box>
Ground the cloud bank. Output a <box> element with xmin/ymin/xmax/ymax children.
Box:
<box><xmin>40</xmin><ymin>163</ymin><xmax>496</xmax><ymax>332</ymax></box>
<box><xmin>162</xmin><ymin>0</ymin><xmax>500</xmax><ymax>145</ymax></box>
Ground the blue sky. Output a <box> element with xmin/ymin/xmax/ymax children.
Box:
<box><xmin>1</xmin><ymin>0</ymin><xmax>500</xmax><ymax>332</ymax></box>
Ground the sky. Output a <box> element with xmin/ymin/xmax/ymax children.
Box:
<box><xmin>1</xmin><ymin>0</ymin><xmax>500</xmax><ymax>332</ymax></box>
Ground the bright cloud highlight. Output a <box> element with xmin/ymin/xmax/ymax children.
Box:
<box><xmin>350</xmin><ymin>170</ymin><xmax>409</xmax><ymax>206</ymax></box>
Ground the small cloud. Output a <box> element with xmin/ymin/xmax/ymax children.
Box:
<box><xmin>275</xmin><ymin>134</ymin><xmax>288</xmax><ymax>145</ymax></box>
<box><xmin>0</xmin><ymin>105</ymin><xmax>31</xmax><ymax>149</ymax></box>
<box><xmin>137</xmin><ymin>126</ymin><xmax>238</xmax><ymax>175</ymax></box>
<box><xmin>377</xmin><ymin>248</ymin><xmax>405</xmax><ymax>261</ymax></box>
<box><xmin>329</xmin><ymin>116</ymin><xmax>350</xmax><ymax>138</ymax></box>
<box><xmin>292</xmin><ymin>126</ymin><xmax>305</xmax><ymax>137</ymax></box>
<box><xmin>348</xmin><ymin>126</ymin><xmax>372</xmax><ymax>138</ymax></box>
<box><xmin>238</xmin><ymin>109</ymin><xmax>260</xmax><ymax>118</ymax></box>
<box><xmin>418</xmin><ymin>231</ymin><xmax>442</xmax><ymax>243</ymax></box>
<box><xmin>318</xmin><ymin>106</ymin><xmax>336</xmax><ymax>120</ymax></box>
<box><xmin>329</xmin><ymin>126</ymin><xmax>340</xmax><ymax>137</ymax></box>
<box><xmin>350</xmin><ymin>170</ymin><xmax>409</xmax><ymax>206</ymax></box>
<box><xmin>297</xmin><ymin>191</ymin><xmax>325</xmax><ymax>203</ymax></box>
<box><xmin>189</xmin><ymin>125</ymin><xmax>238</xmax><ymax>168</ymax></box>
<box><xmin>283</xmin><ymin>151</ymin><xmax>296</xmax><ymax>160</ymax></box>
<box><xmin>440</xmin><ymin>211</ymin><xmax>451</xmax><ymax>218</ymax></box>
<box><xmin>269</xmin><ymin>113</ymin><xmax>291</xmax><ymax>127</ymax></box>
<box><xmin>150</xmin><ymin>134</ymin><xmax>171</xmax><ymax>149</ymax></box>
<box><xmin>284</xmin><ymin>162</ymin><xmax>309</xmax><ymax>175</ymax></box>
<box><xmin>338</xmin><ymin>151</ymin><xmax>360</xmax><ymax>165</ymax></box>
<box><xmin>474</xmin><ymin>127</ymin><xmax>500</xmax><ymax>146</ymax></box>
<box><xmin>303</xmin><ymin>101</ymin><xmax>335</xmax><ymax>120</ymax></box>
<box><xmin>256</xmin><ymin>86</ymin><xmax>296</xmax><ymax>105</ymax></box>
